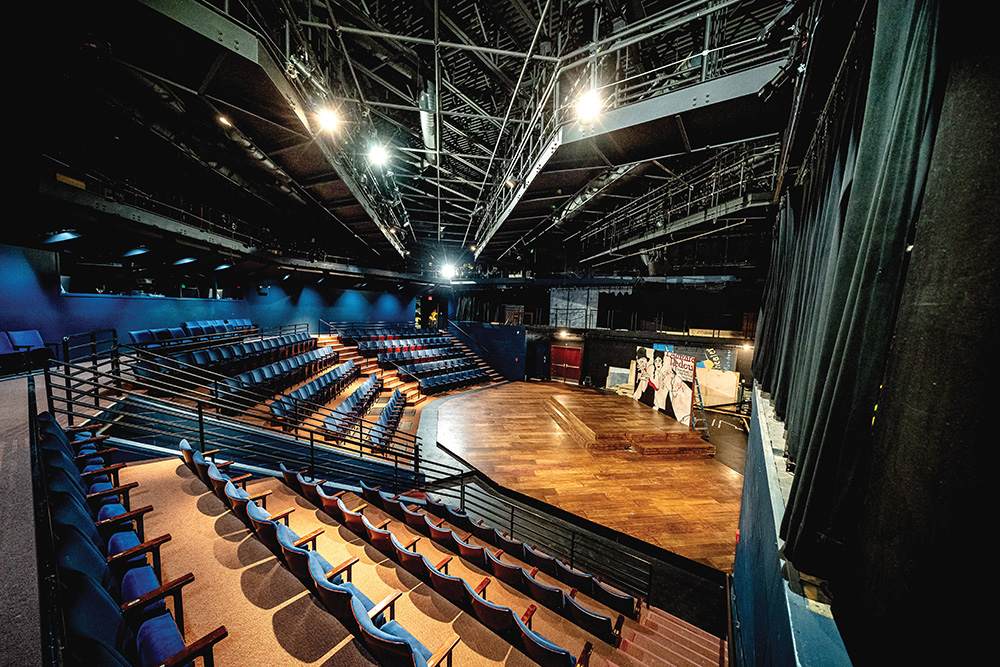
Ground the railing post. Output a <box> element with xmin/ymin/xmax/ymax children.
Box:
<box><xmin>44</xmin><ymin>365</ymin><xmax>54</xmax><ymax>415</ymax></box>
<box><xmin>394</xmin><ymin>454</ymin><xmax>399</xmax><ymax>493</ymax></box>
<box><xmin>112</xmin><ymin>332</ymin><xmax>122</xmax><ymax>396</ymax></box>
<box><xmin>309</xmin><ymin>431</ymin><xmax>315</xmax><ymax>480</ymax></box>
<box><xmin>460</xmin><ymin>476</ymin><xmax>466</xmax><ymax>512</ymax></box>
<box><xmin>509</xmin><ymin>505</ymin><xmax>515</xmax><ymax>537</ymax></box>
<box><xmin>198</xmin><ymin>402</ymin><xmax>205</xmax><ymax>452</ymax></box>
<box><xmin>63</xmin><ymin>356</ymin><xmax>74</xmax><ymax>427</ymax></box>
<box><xmin>570</xmin><ymin>532</ymin><xmax>577</xmax><ymax>569</ymax></box>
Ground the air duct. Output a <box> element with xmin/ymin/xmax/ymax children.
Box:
<box><xmin>419</xmin><ymin>81</ymin><xmax>438</xmax><ymax>167</ymax></box>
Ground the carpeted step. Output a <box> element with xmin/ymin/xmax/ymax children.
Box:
<box><xmin>624</xmin><ymin>628</ymin><xmax>721</xmax><ymax>667</ymax></box>
<box><xmin>641</xmin><ymin>608</ymin><xmax>724</xmax><ymax>655</ymax></box>
<box><xmin>620</xmin><ymin>636</ymin><xmax>706</xmax><ymax>667</ymax></box>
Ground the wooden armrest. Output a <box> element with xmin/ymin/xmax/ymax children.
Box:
<box><xmin>95</xmin><ymin>505</ymin><xmax>153</xmax><ymax>540</ymax></box>
<box><xmin>293</xmin><ymin>528</ymin><xmax>324</xmax><ymax>549</ymax></box>
<box><xmin>461</xmin><ymin>532</ymin><xmax>472</xmax><ymax>542</ymax></box>
<box><xmin>569</xmin><ymin>588</ymin><xmax>578</xmax><ymax>599</ymax></box>
<box><xmin>403</xmin><ymin>535</ymin><xmax>420</xmax><ymax>550</ymax></box>
<box><xmin>613</xmin><ymin>614</ymin><xmax>625</xmax><ymax>638</ymax></box>
<box><xmin>74</xmin><ymin>447</ymin><xmax>118</xmax><ymax>462</ymax></box>
<box><xmin>86</xmin><ymin>481</ymin><xmax>138</xmax><ymax>504</ymax></box>
<box><xmin>121</xmin><ymin>572</ymin><xmax>194</xmax><ymax>632</ymax></box>
<box><xmin>521</xmin><ymin>604</ymin><xmax>538</xmax><ymax>626</ymax></box>
<box><xmin>107</xmin><ymin>534</ymin><xmax>171</xmax><ymax>579</ymax></box>
<box><xmin>529</xmin><ymin>567</ymin><xmax>539</xmax><ymax>578</ymax></box>
<box><xmin>475</xmin><ymin>577</ymin><xmax>490</xmax><ymax>597</ymax></box>
<box><xmin>432</xmin><ymin>517</ymin><xmax>446</xmax><ymax>527</ymax></box>
<box><xmin>269</xmin><ymin>508</ymin><xmax>295</xmax><ymax>525</ymax></box>
<box><xmin>426</xmin><ymin>633</ymin><xmax>461</xmax><ymax>667</ymax></box>
<box><xmin>325</xmin><ymin>557</ymin><xmax>359</xmax><ymax>582</ymax></box>
<box><xmin>215</xmin><ymin>460</ymin><xmax>234</xmax><ymax>469</ymax></box>
<box><xmin>65</xmin><ymin>424</ymin><xmax>94</xmax><ymax>434</ymax></box>
<box><xmin>375</xmin><ymin>518</ymin><xmax>391</xmax><ymax>531</ymax></box>
<box><xmin>202</xmin><ymin>449</ymin><xmax>220</xmax><ymax>458</ymax></box>
<box><xmin>578</xmin><ymin>641</ymin><xmax>594</xmax><ymax>667</ymax></box>
<box><xmin>350</xmin><ymin>503</ymin><xmax>368</xmax><ymax>514</ymax></box>
<box><xmin>71</xmin><ymin>434</ymin><xmax>111</xmax><ymax>446</ymax></box>
<box><xmin>158</xmin><ymin>626</ymin><xmax>228</xmax><ymax>667</ymax></box>
<box><xmin>81</xmin><ymin>463</ymin><xmax>125</xmax><ymax>480</ymax></box>
<box><xmin>435</xmin><ymin>555</ymin><xmax>452</xmax><ymax>573</ymax></box>
<box><xmin>248</xmin><ymin>489</ymin><xmax>272</xmax><ymax>502</ymax></box>
<box><xmin>229</xmin><ymin>473</ymin><xmax>252</xmax><ymax>485</ymax></box>
<box><xmin>333</xmin><ymin>490</ymin><xmax>347</xmax><ymax>498</ymax></box>
<box><xmin>369</xmin><ymin>591</ymin><xmax>402</xmax><ymax>622</ymax></box>
<box><xmin>494</xmin><ymin>549</ymin><xmax>504</xmax><ymax>559</ymax></box>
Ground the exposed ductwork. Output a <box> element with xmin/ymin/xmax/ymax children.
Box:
<box><xmin>418</xmin><ymin>80</ymin><xmax>438</xmax><ymax>167</ymax></box>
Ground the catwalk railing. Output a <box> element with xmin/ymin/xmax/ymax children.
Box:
<box><xmin>41</xmin><ymin>335</ymin><xmax>728</xmax><ymax>632</ymax></box>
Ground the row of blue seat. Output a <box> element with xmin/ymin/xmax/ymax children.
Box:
<box><xmin>323</xmin><ymin>373</ymin><xmax>383</xmax><ymax>441</ymax></box>
<box><xmin>127</xmin><ymin>319</ymin><xmax>254</xmax><ymax>346</ymax></box>
<box><xmin>173</xmin><ymin>332</ymin><xmax>315</xmax><ymax>378</ymax></box>
<box><xmin>357</xmin><ymin>336</ymin><xmax>452</xmax><ymax>357</ymax></box>
<box><xmin>217</xmin><ymin>347</ymin><xmax>338</xmax><ymax>410</ymax></box>
<box><xmin>367</xmin><ymin>389</ymin><xmax>406</xmax><ymax>452</ymax></box>
<box><xmin>40</xmin><ymin>414</ymin><xmax>227</xmax><ymax>665</ymax></box>
<box><xmin>397</xmin><ymin>357</ymin><xmax>478</xmax><ymax>381</ymax></box>
<box><xmin>418</xmin><ymin>369</ymin><xmax>490</xmax><ymax>394</ymax></box>
<box><xmin>338</xmin><ymin>326</ymin><xmax>440</xmax><ymax>344</ymax></box>
<box><xmin>269</xmin><ymin>359</ymin><xmax>361</xmax><ymax>426</ymax></box>
<box><xmin>1</xmin><ymin>329</ymin><xmax>55</xmax><ymax>375</ymax></box>
<box><xmin>282</xmin><ymin>471</ymin><xmax>593</xmax><ymax>667</ymax></box>
<box><xmin>377</xmin><ymin>346</ymin><xmax>465</xmax><ymax>368</ymax></box>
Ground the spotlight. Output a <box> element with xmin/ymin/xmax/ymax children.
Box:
<box><xmin>317</xmin><ymin>108</ymin><xmax>339</xmax><ymax>132</ymax></box>
<box><xmin>368</xmin><ymin>144</ymin><xmax>388</xmax><ymax>166</ymax></box>
<box><xmin>441</xmin><ymin>264</ymin><xmax>456</xmax><ymax>279</ymax></box>
<box><xmin>576</xmin><ymin>89</ymin><xmax>601</xmax><ymax>123</ymax></box>
<box><xmin>218</xmin><ymin>116</ymin><xmax>232</xmax><ymax>127</ymax></box>
<box><xmin>44</xmin><ymin>230</ymin><xmax>81</xmax><ymax>244</ymax></box>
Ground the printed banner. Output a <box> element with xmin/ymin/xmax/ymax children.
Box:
<box><xmin>632</xmin><ymin>345</ymin><xmax>696</xmax><ymax>426</ymax></box>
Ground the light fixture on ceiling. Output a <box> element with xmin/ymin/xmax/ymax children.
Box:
<box><xmin>576</xmin><ymin>89</ymin><xmax>602</xmax><ymax>123</ymax></box>
<box><xmin>123</xmin><ymin>246</ymin><xmax>149</xmax><ymax>257</ymax></box>
<box><xmin>317</xmin><ymin>108</ymin><xmax>339</xmax><ymax>132</ymax></box>
<box><xmin>368</xmin><ymin>144</ymin><xmax>388</xmax><ymax>166</ymax></box>
<box><xmin>441</xmin><ymin>263</ymin><xmax>456</xmax><ymax>279</ymax></box>
<box><xmin>218</xmin><ymin>115</ymin><xmax>232</xmax><ymax>127</ymax></box>
<box><xmin>172</xmin><ymin>257</ymin><xmax>196</xmax><ymax>265</ymax></box>
<box><xmin>44</xmin><ymin>230</ymin><xmax>81</xmax><ymax>244</ymax></box>
<box><xmin>214</xmin><ymin>263</ymin><xmax>231</xmax><ymax>271</ymax></box>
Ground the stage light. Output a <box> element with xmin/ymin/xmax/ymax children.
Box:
<box><xmin>218</xmin><ymin>116</ymin><xmax>232</xmax><ymax>127</ymax></box>
<box><xmin>576</xmin><ymin>89</ymin><xmax>601</xmax><ymax>123</ymax></box>
<box><xmin>44</xmin><ymin>230</ymin><xmax>81</xmax><ymax>244</ymax></box>
<box><xmin>317</xmin><ymin>108</ymin><xmax>339</xmax><ymax>132</ymax></box>
<box><xmin>368</xmin><ymin>144</ymin><xmax>388</xmax><ymax>166</ymax></box>
<box><xmin>743</xmin><ymin>342</ymin><xmax>753</xmax><ymax>351</ymax></box>
<box><xmin>441</xmin><ymin>264</ymin><xmax>456</xmax><ymax>279</ymax></box>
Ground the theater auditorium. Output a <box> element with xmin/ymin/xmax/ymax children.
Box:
<box><xmin>3</xmin><ymin>0</ymin><xmax>993</xmax><ymax>665</ymax></box>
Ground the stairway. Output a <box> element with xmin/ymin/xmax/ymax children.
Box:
<box><xmin>605</xmin><ymin>606</ymin><xmax>727</xmax><ymax>667</ymax></box>
<box><xmin>317</xmin><ymin>335</ymin><xmax>425</xmax><ymax>406</ymax></box>
<box><xmin>439</xmin><ymin>331</ymin><xmax>506</xmax><ymax>384</ymax></box>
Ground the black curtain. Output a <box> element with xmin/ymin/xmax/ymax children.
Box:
<box><xmin>754</xmin><ymin>0</ymin><xmax>944</xmax><ymax>578</ymax></box>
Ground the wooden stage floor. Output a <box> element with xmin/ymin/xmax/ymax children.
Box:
<box><xmin>435</xmin><ymin>382</ymin><xmax>744</xmax><ymax>573</ymax></box>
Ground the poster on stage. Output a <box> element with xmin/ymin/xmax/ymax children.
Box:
<box><xmin>631</xmin><ymin>345</ymin><xmax>696</xmax><ymax>425</ymax></box>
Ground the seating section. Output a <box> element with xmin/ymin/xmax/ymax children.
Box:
<box><xmin>127</xmin><ymin>318</ymin><xmax>255</xmax><ymax>347</ymax></box>
<box><xmin>38</xmin><ymin>414</ymin><xmax>227</xmax><ymax>665</ymax></box>
<box><xmin>418</xmin><ymin>368</ymin><xmax>490</xmax><ymax>394</ymax></box>
<box><xmin>1</xmin><ymin>329</ymin><xmax>55</xmax><ymax>375</ymax></box>
<box><xmin>281</xmin><ymin>471</ymin><xmax>596</xmax><ymax>666</ymax></box>
<box><xmin>217</xmin><ymin>347</ymin><xmax>340</xmax><ymax>411</ymax></box>
<box><xmin>397</xmin><ymin>358</ymin><xmax>479</xmax><ymax>381</ymax></box>
<box><xmin>174</xmin><ymin>332</ymin><xmax>315</xmax><ymax>378</ymax></box>
<box><xmin>323</xmin><ymin>373</ymin><xmax>383</xmax><ymax>441</ymax></box>
<box><xmin>338</xmin><ymin>325</ymin><xmax>444</xmax><ymax>345</ymax></box>
<box><xmin>189</xmin><ymin>447</ymin><xmax>460</xmax><ymax>667</ymax></box>
<box><xmin>269</xmin><ymin>359</ymin><xmax>362</xmax><ymax>427</ymax></box>
<box><xmin>357</xmin><ymin>336</ymin><xmax>453</xmax><ymax>358</ymax></box>
<box><xmin>367</xmin><ymin>389</ymin><xmax>407</xmax><ymax>451</ymax></box>
<box><xmin>377</xmin><ymin>346</ymin><xmax>465</xmax><ymax>368</ymax></box>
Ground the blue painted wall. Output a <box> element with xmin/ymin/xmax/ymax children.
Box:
<box><xmin>0</xmin><ymin>244</ymin><xmax>415</xmax><ymax>345</ymax></box>
<box><xmin>732</xmin><ymin>389</ymin><xmax>850</xmax><ymax>666</ymax></box>
<box><xmin>448</xmin><ymin>321</ymin><xmax>525</xmax><ymax>381</ymax></box>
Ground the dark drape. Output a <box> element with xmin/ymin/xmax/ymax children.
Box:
<box><xmin>754</xmin><ymin>0</ymin><xmax>943</xmax><ymax>578</ymax></box>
